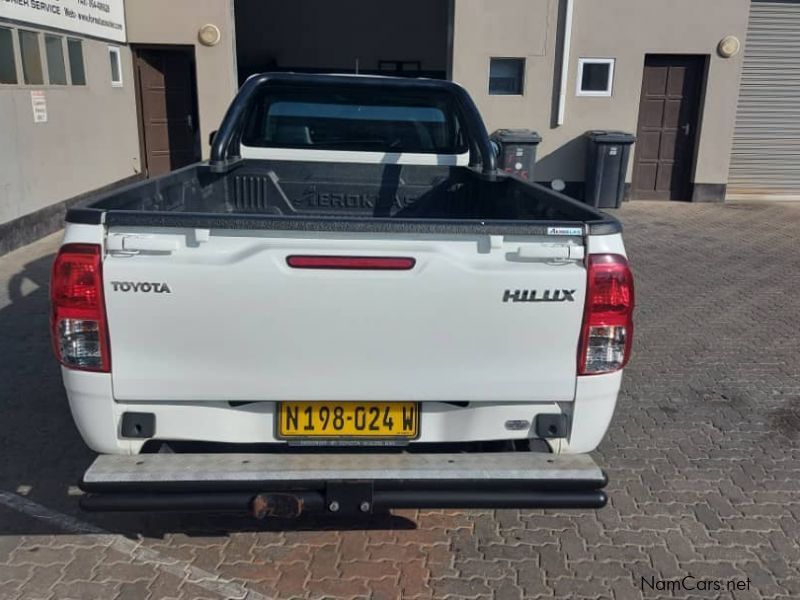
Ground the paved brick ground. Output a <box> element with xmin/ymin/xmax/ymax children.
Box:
<box><xmin>0</xmin><ymin>200</ymin><xmax>799</xmax><ymax>600</ymax></box>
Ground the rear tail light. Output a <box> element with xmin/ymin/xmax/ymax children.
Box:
<box><xmin>50</xmin><ymin>244</ymin><xmax>110</xmax><ymax>372</ymax></box>
<box><xmin>578</xmin><ymin>254</ymin><xmax>634</xmax><ymax>375</ymax></box>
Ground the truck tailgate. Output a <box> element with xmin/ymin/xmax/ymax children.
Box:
<box><xmin>103</xmin><ymin>229</ymin><xmax>586</xmax><ymax>402</ymax></box>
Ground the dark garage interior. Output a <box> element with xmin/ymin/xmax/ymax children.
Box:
<box><xmin>233</xmin><ymin>0</ymin><xmax>450</xmax><ymax>84</ymax></box>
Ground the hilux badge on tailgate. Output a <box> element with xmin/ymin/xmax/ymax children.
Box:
<box><xmin>503</xmin><ymin>289</ymin><xmax>575</xmax><ymax>303</ymax></box>
<box><xmin>111</xmin><ymin>281</ymin><xmax>172</xmax><ymax>294</ymax></box>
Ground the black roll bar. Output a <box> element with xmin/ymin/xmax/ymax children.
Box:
<box><xmin>209</xmin><ymin>73</ymin><xmax>497</xmax><ymax>176</ymax></box>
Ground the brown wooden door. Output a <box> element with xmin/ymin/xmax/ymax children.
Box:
<box><xmin>134</xmin><ymin>47</ymin><xmax>200</xmax><ymax>177</ymax></box>
<box><xmin>632</xmin><ymin>56</ymin><xmax>705</xmax><ymax>200</ymax></box>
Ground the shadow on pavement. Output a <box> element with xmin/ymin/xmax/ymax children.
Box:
<box><xmin>0</xmin><ymin>251</ymin><xmax>418</xmax><ymax>537</ymax></box>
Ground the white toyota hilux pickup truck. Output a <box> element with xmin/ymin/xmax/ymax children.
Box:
<box><xmin>51</xmin><ymin>73</ymin><xmax>633</xmax><ymax>517</ymax></box>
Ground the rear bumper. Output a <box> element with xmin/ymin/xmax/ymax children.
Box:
<box><xmin>79</xmin><ymin>452</ymin><xmax>608</xmax><ymax>515</ymax></box>
<box><xmin>63</xmin><ymin>369</ymin><xmax>623</xmax><ymax>456</ymax></box>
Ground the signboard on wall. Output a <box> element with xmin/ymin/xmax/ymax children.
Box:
<box><xmin>31</xmin><ymin>90</ymin><xmax>47</xmax><ymax>123</ymax></box>
<box><xmin>0</xmin><ymin>0</ymin><xmax>126</xmax><ymax>43</ymax></box>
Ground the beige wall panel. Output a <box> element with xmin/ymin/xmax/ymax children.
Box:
<box><xmin>0</xmin><ymin>35</ymin><xmax>140</xmax><ymax>225</ymax></box>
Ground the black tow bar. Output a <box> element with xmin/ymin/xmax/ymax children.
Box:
<box><xmin>79</xmin><ymin>481</ymin><xmax>608</xmax><ymax>517</ymax></box>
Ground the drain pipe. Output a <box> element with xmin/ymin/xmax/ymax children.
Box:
<box><xmin>556</xmin><ymin>0</ymin><xmax>575</xmax><ymax>126</ymax></box>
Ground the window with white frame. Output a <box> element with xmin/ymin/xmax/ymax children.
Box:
<box><xmin>45</xmin><ymin>35</ymin><xmax>67</xmax><ymax>85</ymax></box>
<box><xmin>577</xmin><ymin>58</ymin><xmax>615</xmax><ymax>97</ymax></box>
<box><xmin>18</xmin><ymin>30</ymin><xmax>44</xmax><ymax>85</ymax></box>
<box><xmin>1</xmin><ymin>27</ymin><xmax>88</xmax><ymax>87</ymax></box>
<box><xmin>108</xmin><ymin>45</ymin><xmax>122</xmax><ymax>87</ymax></box>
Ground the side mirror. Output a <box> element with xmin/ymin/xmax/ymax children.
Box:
<box><xmin>208</xmin><ymin>130</ymin><xmax>217</xmax><ymax>146</ymax></box>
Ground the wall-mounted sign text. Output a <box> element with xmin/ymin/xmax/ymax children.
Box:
<box><xmin>31</xmin><ymin>90</ymin><xmax>47</xmax><ymax>123</ymax></box>
<box><xmin>0</xmin><ymin>0</ymin><xmax>126</xmax><ymax>43</ymax></box>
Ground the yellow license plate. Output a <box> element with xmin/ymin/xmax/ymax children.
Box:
<box><xmin>278</xmin><ymin>402</ymin><xmax>419</xmax><ymax>438</ymax></box>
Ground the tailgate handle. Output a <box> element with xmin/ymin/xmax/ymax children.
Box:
<box><xmin>515</xmin><ymin>245</ymin><xmax>585</xmax><ymax>261</ymax></box>
<box><xmin>107</xmin><ymin>235</ymin><xmax>179</xmax><ymax>254</ymax></box>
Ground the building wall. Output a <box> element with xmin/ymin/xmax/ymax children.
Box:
<box><xmin>124</xmin><ymin>0</ymin><xmax>238</xmax><ymax>160</ymax></box>
<box><xmin>452</xmin><ymin>0</ymin><xmax>556</xmax><ymax>170</ymax></box>
<box><xmin>0</xmin><ymin>27</ymin><xmax>140</xmax><ymax>226</ymax></box>
<box><xmin>0</xmin><ymin>0</ymin><xmax>754</xmax><ymax>239</ymax></box>
<box><xmin>452</xmin><ymin>0</ymin><xmax>750</xmax><ymax>193</ymax></box>
<box><xmin>235</xmin><ymin>0</ymin><xmax>449</xmax><ymax>78</ymax></box>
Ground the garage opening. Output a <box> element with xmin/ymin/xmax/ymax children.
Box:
<box><xmin>234</xmin><ymin>0</ymin><xmax>451</xmax><ymax>85</ymax></box>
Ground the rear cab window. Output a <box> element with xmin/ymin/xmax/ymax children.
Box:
<box><xmin>241</xmin><ymin>86</ymin><xmax>467</xmax><ymax>155</ymax></box>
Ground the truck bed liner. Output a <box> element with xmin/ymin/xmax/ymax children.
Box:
<box><xmin>67</xmin><ymin>160</ymin><xmax>621</xmax><ymax>235</ymax></box>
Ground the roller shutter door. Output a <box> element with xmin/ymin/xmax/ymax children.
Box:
<box><xmin>728</xmin><ymin>0</ymin><xmax>800</xmax><ymax>200</ymax></box>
